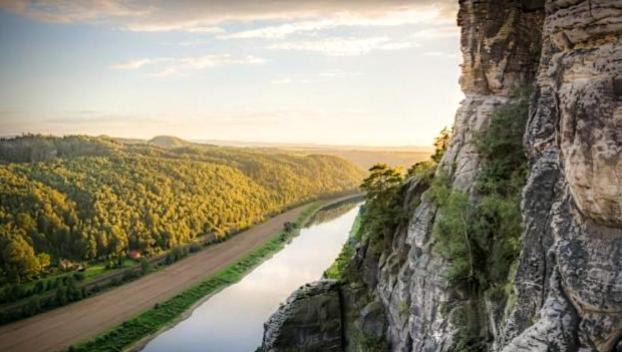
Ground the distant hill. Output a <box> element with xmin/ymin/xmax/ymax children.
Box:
<box><xmin>0</xmin><ymin>134</ymin><xmax>120</xmax><ymax>163</ymax></box>
<box><xmin>285</xmin><ymin>147</ymin><xmax>431</xmax><ymax>171</ymax></box>
<box><xmin>0</xmin><ymin>134</ymin><xmax>364</xmax><ymax>278</ymax></box>
<box><xmin>197</xmin><ymin>139</ymin><xmax>433</xmax><ymax>170</ymax></box>
<box><xmin>148</xmin><ymin>135</ymin><xmax>192</xmax><ymax>148</ymax></box>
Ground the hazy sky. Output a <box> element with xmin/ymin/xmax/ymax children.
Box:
<box><xmin>0</xmin><ymin>0</ymin><xmax>462</xmax><ymax>146</ymax></box>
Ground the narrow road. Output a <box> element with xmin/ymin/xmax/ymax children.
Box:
<box><xmin>0</xmin><ymin>197</ymin><xmax>355</xmax><ymax>352</ymax></box>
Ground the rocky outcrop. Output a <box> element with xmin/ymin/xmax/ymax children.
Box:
<box><xmin>501</xmin><ymin>1</ymin><xmax>622</xmax><ymax>351</ymax></box>
<box><xmin>548</xmin><ymin>0</ymin><xmax>622</xmax><ymax>228</ymax></box>
<box><xmin>261</xmin><ymin>1</ymin><xmax>622</xmax><ymax>351</ymax></box>
<box><xmin>365</xmin><ymin>1</ymin><xmax>545</xmax><ymax>350</ymax></box>
<box><xmin>262</xmin><ymin>280</ymin><xmax>343</xmax><ymax>352</ymax></box>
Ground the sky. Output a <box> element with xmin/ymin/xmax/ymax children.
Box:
<box><xmin>0</xmin><ymin>0</ymin><xmax>463</xmax><ymax>147</ymax></box>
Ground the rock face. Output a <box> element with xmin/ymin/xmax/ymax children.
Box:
<box><xmin>501</xmin><ymin>1</ymin><xmax>622</xmax><ymax>351</ymax></box>
<box><xmin>262</xmin><ymin>280</ymin><xmax>343</xmax><ymax>352</ymax></box>
<box><xmin>546</xmin><ymin>1</ymin><xmax>622</xmax><ymax>228</ymax></box>
<box><xmin>261</xmin><ymin>1</ymin><xmax>622</xmax><ymax>351</ymax></box>
<box><xmin>352</xmin><ymin>1</ymin><xmax>545</xmax><ymax>350</ymax></box>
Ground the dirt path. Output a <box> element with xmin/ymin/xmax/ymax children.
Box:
<box><xmin>0</xmin><ymin>199</ymin><xmax>338</xmax><ymax>352</ymax></box>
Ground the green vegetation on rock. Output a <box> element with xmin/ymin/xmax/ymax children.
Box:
<box><xmin>329</xmin><ymin>128</ymin><xmax>448</xmax><ymax>282</ymax></box>
<box><xmin>430</xmin><ymin>88</ymin><xmax>530</xmax><ymax>351</ymax></box>
<box><xmin>357</xmin><ymin>130</ymin><xmax>444</xmax><ymax>248</ymax></box>
<box><xmin>331</xmin><ymin>89</ymin><xmax>529</xmax><ymax>352</ymax></box>
<box><xmin>324</xmin><ymin>211</ymin><xmax>362</xmax><ymax>280</ymax></box>
<box><xmin>359</xmin><ymin>164</ymin><xmax>407</xmax><ymax>238</ymax></box>
<box><xmin>431</xmin><ymin>89</ymin><xmax>528</xmax><ymax>290</ymax></box>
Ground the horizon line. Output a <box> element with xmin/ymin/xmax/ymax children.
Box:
<box><xmin>1</xmin><ymin>132</ymin><xmax>434</xmax><ymax>150</ymax></box>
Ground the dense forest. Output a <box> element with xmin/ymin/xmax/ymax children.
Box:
<box><xmin>0</xmin><ymin>135</ymin><xmax>365</xmax><ymax>283</ymax></box>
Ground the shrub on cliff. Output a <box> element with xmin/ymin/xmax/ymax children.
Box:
<box><xmin>430</xmin><ymin>88</ymin><xmax>530</xmax><ymax>351</ymax></box>
<box><xmin>432</xmin><ymin>88</ymin><xmax>529</xmax><ymax>289</ymax></box>
<box><xmin>359</xmin><ymin>163</ymin><xmax>405</xmax><ymax>238</ymax></box>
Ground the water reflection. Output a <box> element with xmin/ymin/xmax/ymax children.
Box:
<box><xmin>306</xmin><ymin>202</ymin><xmax>357</xmax><ymax>226</ymax></box>
<box><xmin>142</xmin><ymin>202</ymin><xmax>361</xmax><ymax>352</ymax></box>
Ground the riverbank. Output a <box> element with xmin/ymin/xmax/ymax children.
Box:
<box><xmin>0</xmin><ymin>194</ymin><xmax>362</xmax><ymax>352</ymax></box>
<box><xmin>0</xmin><ymin>191</ymin><xmax>358</xmax><ymax>325</ymax></box>
<box><xmin>141</xmin><ymin>200</ymin><xmax>362</xmax><ymax>352</ymax></box>
<box><xmin>79</xmin><ymin>204</ymin><xmax>322</xmax><ymax>352</ymax></box>
<box><xmin>75</xmin><ymin>195</ymin><xmax>362</xmax><ymax>352</ymax></box>
<box><xmin>127</xmin><ymin>200</ymin><xmax>359</xmax><ymax>352</ymax></box>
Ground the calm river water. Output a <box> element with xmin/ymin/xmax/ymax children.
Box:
<box><xmin>141</xmin><ymin>202</ymin><xmax>361</xmax><ymax>352</ymax></box>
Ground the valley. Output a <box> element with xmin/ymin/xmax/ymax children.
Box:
<box><xmin>1</xmin><ymin>1</ymin><xmax>620</xmax><ymax>352</ymax></box>
<box><xmin>0</xmin><ymin>195</ymin><xmax>361</xmax><ymax>352</ymax></box>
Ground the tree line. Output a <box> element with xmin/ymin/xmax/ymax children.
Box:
<box><xmin>0</xmin><ymin>135</ymin><xmax>365</xmax><ymax>284</ymax></box>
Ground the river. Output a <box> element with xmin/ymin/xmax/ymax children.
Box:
<box><xmin>141</xmin><ymin>202</ymin><xmax>361</xmax><ymax>352</ymax></box>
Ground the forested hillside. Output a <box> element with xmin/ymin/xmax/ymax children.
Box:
<box><xmin>0</xmin><ymin>135</ymin><xmax>364</xmax><ymax>283</ymax></box>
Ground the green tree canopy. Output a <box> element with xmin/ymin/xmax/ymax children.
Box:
<box><xmin>1</xmin><ymin>231</ymin><xmax>47</xmax><ymax>283</ymax></box>
<box><xmin>0</xmin><ymin>135</ymin><xmax>365</xmax><ymax>283</ymax></box>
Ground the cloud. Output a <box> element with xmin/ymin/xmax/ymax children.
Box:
<box><xmin>109</xmin><ymin>58</ymin><xmax>167</xmax><ymax>70</ymax></box>
<box><xmin>318</xmin><ymin>70</ymin><xmax>362</xmax><ymax>79</ymax></box>
<box><xmin>110</xmin><ymin>54</ymin><xmax>265</xmax><ymax>77</ymax></box>
<box><xmin>221</xmin><ymin>9</ymin><xmax>444</xmax><ymax>40</ymax></box>
<box><xmin>269</xmin><ymin>36</ymin><xmax>415</xmax><ymax>56</ymax></box>
<box><xmin>45</xmin><ymin>114</ymin><xmax>169</xmax><ymax>125</ymax></box>
<box><xmin>177</xmin><ymin>55</ymin><xmax>265</xmax><ymax>69</ymax></box>
<box><xmin>177</xmin><ymin>39</ymin><xmax>211</xmax><ymax>47</ymax></box>
<box><xmin>0</xmin><ymin>0</ymin><xmax>457</xmax><ymax>32</ymax></box>
<box><xmin>422</xmin><ymin>51</ymin><xmax>458</xmax><ymax>58</ymax></box>
<box><xmin>271</xmin><ymin>78</ymin><xmax>293</xmax><ymax>85</ymax></box>
<box><xmin>271</xmin><ymin>70</ymin><xmax>361</xmax><ymax>85</ymax></box>
<box><xmin>0</xmin><ymin>0</ymin><xmax>151</xmax><ymax>23</ymax></box>
<box><xmin>377</xmin><ymin>41</ymin><xmax>416</xmax><ymax>50</ymax></box>
<box><xmin>149</xmin><ymin>67</ymin><xmax>178</xmax><ymax>78</ymax></box>
<box><xmin>411</xmin><ymin>26</ymin><xmax>459</xmax><ymax>39</ymax></box>
<box><xmin>125</xmin><ymin>22</ymin><xmax>224</xmax><ymax>33</ymax></box>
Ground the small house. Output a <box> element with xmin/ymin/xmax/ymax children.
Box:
<box><xmin>128</xmin><ymin>250</ymin><xmax>142</xmax><ymax>260</ymax></box>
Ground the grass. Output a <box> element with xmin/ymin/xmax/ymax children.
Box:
<box><xmin>69</xmin><ymin>201</ymin><xmax>326</xmax><ymax>352</ymax></box>
<box><xmin>82</xmin><ymin>264</ymin><xmax>108</xmax><ymax>281</ymax></box>
<box><xmin>324</xmin><ymin>211</ymin><xmax>362</xmax><ymax>280</ymax></box>
<box><xmin>82</xmin><ymin>259</ymin><xmax>136</xmax><ymax>281</ymax></box>
<box><xmin>1</xmin><ymin>259</ymin><xmax>136</xmax><ymax>301</ymax></box>
<box><xmin>0</xmin><ymin>258</ymin><xmax>139</xmax><ymax>324</ymax></box>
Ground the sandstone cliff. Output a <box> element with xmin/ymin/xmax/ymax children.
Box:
<box><xmin>261</xmin><ymin>1</ymin><xmax>622</xmax><ymax>351</ymax></box>
<box><xmin>501</xmin><ymin>1</ymin><xmax>622</xmax><ymax>351</ymax></box>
